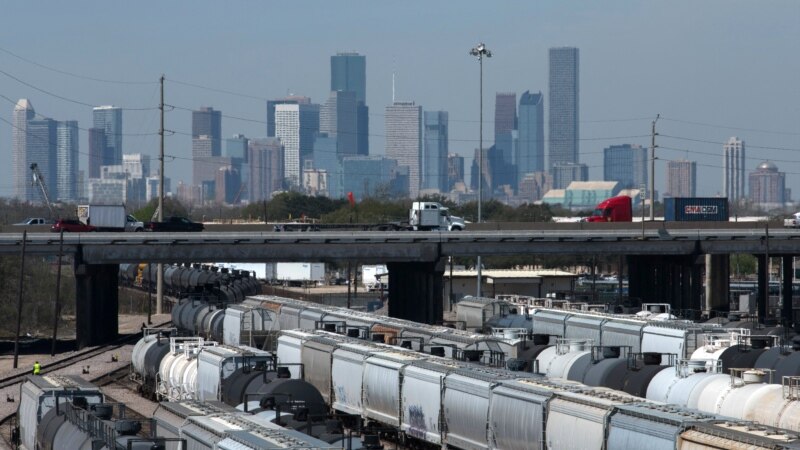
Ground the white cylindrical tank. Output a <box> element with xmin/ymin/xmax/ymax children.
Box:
<box><xmin>645</xmin><ymin>367</ymin><xmax>681</xmax><ymax>403</ymax></box>
<box><xmin>693</xmin><ymin>375</ymin><xmax>734</xmax><ymax>413</ymax></box>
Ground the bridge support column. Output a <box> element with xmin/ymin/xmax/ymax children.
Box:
<box><xmin>704</xmin><ymin>254</ymin><xmax>729</xmax><ymax>314</ymax></box>
<box><xmin>627</xmin><ymin>255</ymin><xmax>703</xmax><ymax>315</ymax></box>
<box><xmin>74</xmin><ymin>263</ymin><xmax>119</xmax><ymax>348</ymax></box>
<box><xmin>387</xmin><ymin>259</ymin><xmax>444</xmax><ymax>325</ymax></box>
<box><xmin>783</xmin><ymin>256</ymin><xmax>794</xmax><ymax>327</ymax></box>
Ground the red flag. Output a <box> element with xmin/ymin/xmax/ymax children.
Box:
<box><xmin>347</xmin><ymin>192</ymin><xmax>355</xmax><ymax>208</ymax></box>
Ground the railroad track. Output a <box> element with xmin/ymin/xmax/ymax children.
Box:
<box><xmin>0</xmin><ymin>321</ymin><xmax>172</xmax><ymax>448</ymax></box>
<box><xmin>0</xmin><ymin>320</ymin><xmax>171</xmax><ymax>390</ymax></box>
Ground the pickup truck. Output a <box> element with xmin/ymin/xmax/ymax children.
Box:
<box><xmin>145</xmin><ymin>216</ymin><xmax>204</xmax><ymax>232</ymax></box>
<box><xmin>14</xmin><ymin>217</ymin><xmax>54</xmax><ymax>226</ymax></box>
<box><xmin>784</xmin><ymin>212</ymin><xmax>800</xmax><ymax>228</ymax></box>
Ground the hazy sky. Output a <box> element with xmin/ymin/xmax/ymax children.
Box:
<box><xmin>1</xmin><ymin>1</ymin><xmax>798</xmax><ymax>200</ymax></box>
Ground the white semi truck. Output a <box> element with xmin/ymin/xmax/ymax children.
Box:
<box><xmin>273</xmin><ymin>201</ymin><xmax>466</xmax><ymax>232</ymax></box>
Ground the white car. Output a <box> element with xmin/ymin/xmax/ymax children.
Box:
<box><xmin>13</xmin><ymin>217</ymin><xmax>53</xmax><ymax>226</ymax></box>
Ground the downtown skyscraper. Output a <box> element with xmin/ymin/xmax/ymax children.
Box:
<box><xmin>92</xmin><ymin>106</ymin><xmax>123</xmax><ymax>166</ymax></box>
<box><xmin>422</xmin><ymin>111</ymin><xmax>449</xmax><ymax>193</ymax></box>
<box><xmin>385</xmin><ymin>102</ymin><xmax>422</xmax><ymax>198</ymax></box>
<box><xmin>275</xmin><ymin>103</ymin><xmax>320</xmax><ymax>187</ymax></box>
<box><xmin>517</xmin><ymin>91</ymin><xmax>544</xmax><ymax>189</ymax></box>
<box><xmin>494</xmin><ymin>92</ymin><xmax>517</xmax><ymax>165</ymax></box>
<box><xmin>27</xmin><ymin>118</ymin><xmax>58</xmax><ymax>202</ymax></box>
<box><xmin>192</xmin><ymin>106</ymin><xmax>222</xmax><ymax>156</ymax></box>
<box><xmin>548</xmin><ymin>47</ymin><xmax>580</xmax><ymax>171</ymax></box>
<box><xmin>320</xmin><ymin>90</ymin><xmax>358</xmax><ymax>156</ymax></box>
<box><xmin>603</xmin><ymin>144</ymin><xmax>647</xmax><ymax>189</ymax></box>
<box><xmin>666</xmin><ymin>160</ymin><xmax>696</xmax><ymax>198</ymax></box>
<box><xmin>723</xmin><ymin>136</ymin><xmax>746</xmax><ymax>204</ymax></box>
<box><xmin>56</xmin><ymin>120</ymin><xmax>79</xmax><ymax>202</ymax></box>
<box><xmin>12</xmin><ymin>99</ymin><xmax>35</xmax><ymax>201</ymax></box>
<box><xmin>331</xmin><ymin>52</ymin><xmax>368</xmax><ymax>155</ymax></box>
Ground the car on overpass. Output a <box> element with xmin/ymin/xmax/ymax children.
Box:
<box><xmin>145</xmin><ymin>216</ymin><xmax>204</xmax><ymax>232</ymax></box>
<box><xmin>50</xmin><ymin>218</ymin><xmax>96</xmax><ymax>233</ymax></box>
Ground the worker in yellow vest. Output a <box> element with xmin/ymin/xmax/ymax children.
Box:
<box><xmin>32</xmin><ymin>361</ymin><xmax>41</xmax><ymax>375</ymax></box>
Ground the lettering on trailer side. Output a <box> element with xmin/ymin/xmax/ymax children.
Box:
<box><xmin>684</xmin><ymin>205</ymin><xmax>718</xmax><ymax>214</ymax></box>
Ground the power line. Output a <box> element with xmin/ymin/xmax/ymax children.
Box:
<box><xmin>0</xmin><ymin>68</ymin><xmax>159</xmax><ymax>111</ymax></box>
<box><xmin>660</xmin><ymin>116</ymin><xmax>800</xmax><ymax>137</ymax></box>
<box><xmin>0</xmin><ymin>45</ymin><xmax>157</xmax><ymax>85</ymax></box>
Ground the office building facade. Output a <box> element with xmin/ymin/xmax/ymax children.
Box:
<box><xmin>92</xmin><ymin>106</ymin><xmax>123</xmax><ymax>166</ymax></box>
<box><xmin>723</xmin><ymin>136</ymin><xmax>746</xmax><ymax>203</ymax></box>
<box><xmin>494</xmin><ymin>92</ymin><xmax>517</xmax><ymax>165</ymax></box>
<box><xmin>267</xmin><ymin>96</ymin><xmax>311</xmax><ymax>137</ymax></box>
<box><xmin>666</xmin><ymin>160</ymin><xmax>696</xmax><ymax>198</ymax></box>
<box><xmin>548</xmin><ymin>47</ymin><xmax>580</xmax><ymax>170</ymax></box>
<box><xmin>552</xmin><ymin>162</ymin><xmax>588</xmax><ymax>190</ymax></box>
<box><xmin>248</xmin><ymin>138</ymin><xmax>284</xmax><ymax>201</ymax></box>
<box><xmin>56</xmin><ymin>120</ymin><xmax>79</xmax><ymax>202</ymax></box>
<box><xmin>27</xmin><ymin>118</ymin><xmax>58</xmax><ymax>202</ymax></box>
<box><xmin>321</xmin><ymin>90</ymin><xmax>358</xmax><ymax>156</ymax></box>
<box><xmin>422</xmin><ymin>111</ymin><xmax>449</xmax><ymax>193</ymax></box>
<box><xmin>331</xmin><ymin>52</ymin><xmax>368</xmax><ymax>155</ymax></box>
<box><xmin>12</xmin><ymin>99</ymin><xmax>35</xmax><ymax>201</ymax></box>
<box><xmin>749</xmin><ymin>161</ymin><xmax>785</xmax><ymax>207</ymax></box>
<box><xmin>385</xmin><ymin>102</ymin><xmax>422</xmax><ymax>198</ymax></box>
<box><xmin>275</xmin><ymin>103</ymin><xmax>320</xmax><ymax>187</ymax></box>
<box><xmin>517</xmin><ymin>91</ymin><xmax>545</xmax><ymax>188</ymax></box>
<box><xmin>603</xmin><ymin>144</ymin><xmax>647</xmax><ymax>189</ymax></box>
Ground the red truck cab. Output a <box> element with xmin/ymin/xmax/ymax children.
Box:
<box><xmin>584</xmin><ymin>196</ymin><xmax>633</xmax><ymax>222</ymax></box>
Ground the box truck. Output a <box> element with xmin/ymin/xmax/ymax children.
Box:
<box><xmin>76</xmin><ymin>205</ymin><xmax>145</xmax><ymax>232</ymax></box>
<box><xmin>362</xmin><ymin>264</ymin><xmax>388</xmax><ymax>291</ymax></box>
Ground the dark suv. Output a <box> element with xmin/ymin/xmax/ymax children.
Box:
<box><xmin>51</xmin><ymin>219</ymin><xmax>97</xmax><ymax>233</ymax></box>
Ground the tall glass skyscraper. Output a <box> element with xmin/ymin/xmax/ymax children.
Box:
<box><xmin>422</xmin><ymin>111</ymin><xmax>449</xmax><ymax>193</ymax></box>
<box><xmin>57</xmin><ymin>120</ymin><xmax>79</xmax><ymax>202</ymax></box>
<box><xmin>517</xmin><ymin>91</ymin><xmax>544</xmax><ymax>188</ymax></box>
<box><xmin>320</xmin><ymin>90</ymin><xmax>358</xmax><ymax>156</ymax></box>
<box><xmin>666</xmin><ymin>160</ymin><xmax>696</xmax><ymax>197</ymax></box>
<box><xmin>275</xmin><ymin>103</ymin><xmax>320</xmax><ymax>187</ymax></box>
<box><xmin>548</xmin><ymin>47</ymin><xmax>579</xmax><ymax>170</ymax></box>
<box><xmin>27</xmin><ymin>118</ymin><xmax>58</xmax><ymax>202</ymax></box>
<box><xmin>331</xmin><ymin>52</ymin><xmax>366</xmax><ymax>102</ymax></box>
<box><xmin>192</xmin><ymin>106</ymin><xmax>222</xmax><ymax>156</ymax></box>
<box><xmin>12</xmin><ymin>99</ymin><xmax>35</xmax><ymax>200</ymax></box>
<box><xmin>331</xmin><ymin>52</ymin><xmax>368</xmax><ymax>155</ymax></box>
<box><xmin>385</xmin><ymin>102</ymin><xmax>422</xmax><ymax>198</ymax></box>
<box><xmin>494</xmin><ymin>92</ymin><xmax>517</xmax><ymax>165</ymax></box>
<box><xmin>92</xmin><ymin>106</ymin><xmax>123</xmax><ymax>166</ymax></box>
<box><xmin>723</xmin><ymin>136</ymin><xmax>746</xmax><ymax>203</ymax></box>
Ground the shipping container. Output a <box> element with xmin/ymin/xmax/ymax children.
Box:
<box><xmin>664</xmin><ymin>197</ymin><xmax>729</xmax><ymax>221</ymax></box>
<box><xmin>275</xmin><ymin>262</ymin><xmax>325</xmax><ymax>283</ymax></box>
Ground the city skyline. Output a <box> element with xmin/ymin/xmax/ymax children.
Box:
<box><xmin>0</xmin><ymin>2</ymin><xmax>798</xmax><ymax>202</ymax></box>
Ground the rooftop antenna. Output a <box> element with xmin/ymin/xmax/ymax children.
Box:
<box><xmin>392</xmin><ymin>57</ymin><xmax>396</xmax><ymax>104</ymax></box>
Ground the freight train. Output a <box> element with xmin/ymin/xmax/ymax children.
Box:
<box><xmin>14</xmin><ymin>375</ymin><xmax>183</xmax><ymax>450</ymax></box>
<box><xmin>118</xmin><ymin>263</ymin><xmax>263</xmax><ymax>304</ymax></box>
<box><xmin>125</xmin><ymin>292</ymin><xmax>800</xmax><ymax>449</ymax></box>
<box><xmin>14</xmin><ymin>374</ymin><xmax>363</xmax><ymax>450</ymax></box>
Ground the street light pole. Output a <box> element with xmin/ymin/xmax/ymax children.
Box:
<box><xmin>470</xmin><ymin>43</ymin><xmax>491</xmax><ymax>298</ymax></box>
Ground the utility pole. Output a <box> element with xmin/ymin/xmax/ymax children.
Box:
<box><xmin>157</xmin><ymin>75</ymin><xmax>165</xmax><ymax>315</ymax></box>
<box><xmin>649</xmin><ymin>114</ymin><xmax>660</xmax><ymax>221</ymax></box>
